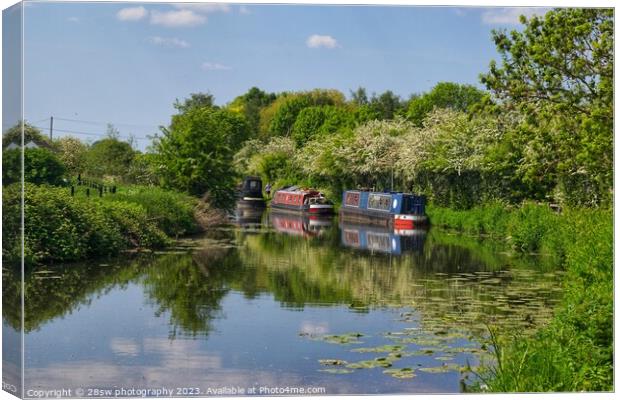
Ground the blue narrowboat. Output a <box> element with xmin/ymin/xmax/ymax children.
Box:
<box><xmin>339</xmin><ymin>190</ymin><xmax>428</xmax><ymax>229</ymax></box>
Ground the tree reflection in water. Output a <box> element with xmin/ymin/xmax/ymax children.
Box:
<box><xmin>4</xmin><ymin>225</ymin><xmax>562</xmax><ymax>342</ymax></box>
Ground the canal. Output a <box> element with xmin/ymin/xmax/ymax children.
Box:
<box><xmin>3</xmin><ymin>211</ymin><xmax>564</xmax><ymax>395</ymax></box>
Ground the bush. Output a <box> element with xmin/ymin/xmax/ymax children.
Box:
<box><xmin>102</xmin><ymin>186</ymin><xmax>199</xmax><ymax>237</ymax></box>
<box><xmin>3</xmin><ymin>148</ymin><xmax>67</xmax><ymax>186</ymax></box>
<box><xmin>2</xmin><ymin>183</ymin><xmax>185</xmax><ymax>265</ymax></box>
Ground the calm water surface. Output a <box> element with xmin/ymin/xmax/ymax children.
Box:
<box><xmin>3</xmin><ymin>211</ymin><xmax>564</xmax><ymax>396</ymax></box>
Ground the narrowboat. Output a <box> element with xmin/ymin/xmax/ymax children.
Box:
<box><xmin>339</xmin><ymin>190</ymin><xmax>428</xmax><ymax>229</ymax></box>
<box><xmin>270</xmin><ymin>186</ymin><xmax>334</xmax><ymax>215</ymax></box>
<box><xmin>339</xmin><ymin>221</ymin><xmax>427</xmax><ymax>255</ymax></box>
<box><xmin>237</xmin><ymin>176</ymin><xmax>266</xmax><ymax>207</ymax></box>
<box><xmin>270</xmin><ymin>211</ymin><xmax>332</xmax><ymax>237</ymax></box>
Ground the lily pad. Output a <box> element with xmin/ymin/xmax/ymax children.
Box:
<box><xmin>351</xmin><ymin>345</ymin><xmax>404</xmax><ymax>353</ymax></box>
<box><xmin>346</xmin><ymin>357</ymin><xmax>393</xmax><ymax>369</ymax></box>
<box><xmin>319</xmin><ymin>368</ymin><xmax>354</xmax><ymax>374</ymax></box>
<box><xmin>321</xmin><ymin>333</ymin><xmax>365</xmax><ymax>344</ymax></box>
<box><xmin>383</xmin><ymin>368</ymin><xmax>416</xmax><ymax>379</ymax></box>
<box><xmin>318</xmin><ymin>359</ymin><xmax>347</xmax><ymax>366</ymax></box>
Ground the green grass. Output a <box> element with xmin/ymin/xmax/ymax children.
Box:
<box><xmin>2</xmin><ymin>183</ymin><xmax>200</xmax><ymax>265</ymax></box>
<box><xmin>428</xmin><ymin>202</ymin><xmax>613</xmax><ymax>392</ymax></box>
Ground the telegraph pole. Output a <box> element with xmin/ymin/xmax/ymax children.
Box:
<box><xmin>49</xmin><ymin>116</ymin><xmax>54</xmax><ymax>140</ymax></box>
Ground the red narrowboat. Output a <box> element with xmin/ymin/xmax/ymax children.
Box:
<box><xmin>270</xmin><ymin>186</ymin><xmax>334</xmax><ymax>215</ymax></box>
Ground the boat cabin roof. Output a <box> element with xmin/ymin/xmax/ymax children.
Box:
<box><xmin>276</xmin><ymin>186</ymin><xmax>321</xmax><ymax>196</ymax></box>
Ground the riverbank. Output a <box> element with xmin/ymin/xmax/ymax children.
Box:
<box><xmin>427</xmin><ymin>203</ymin><xmax>613</xmax><ymax>391</ymax></box>
<box><xmin>2</xmin><ymin>183</ymin><xmax>203</xmax><ymax>265</ymax></box>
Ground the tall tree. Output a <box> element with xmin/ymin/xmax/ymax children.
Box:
<box><xmin>154</xmin><ymin>105</ymin><xmax>250</xmax><ymax>206</ymax></box>
<box><xmin>85</xmin><ymin>138</ymin><xmax>135</xmax><ymax>180</ymax></box>
<box><xmin>480</xmin><ymin>8</ymin><xmax>613</xmax><ymax>206</ymax></box>
<box><xmin>406</xmin><ymin>82</ymin><xmax>487</xmax><ymax>126</ymax></box>
<box><xmin>228</xmin><ymin>87</ymin><xmax>276</xmax><ymax>136</ymax></box>
<box><xmin>369</xmin><ymin>90</ymin><xmax>405</xmax><ymax>120</ymax></box>
<box><xmin>173</xmin><ymin>92</ymin><xmax>216</xmax><ymax>113</ymax></box>
<box><xmin>350</xmin><ymin>87</ymin><xmax>369</xmax><ymax>105</ymax></box>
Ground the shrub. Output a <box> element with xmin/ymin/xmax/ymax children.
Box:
<box><xmin>3</xmin><ymin>148</ymin><xmax>67</xmax><ymax>186</ymax></box>
<box><xmin>2</xmin><ymin>183</ymin><xmax>180</xmax><ymax>265</ymax></box>
<box><xmin>102</xmin><ymin>186</ymin><xmax>198</xmax><ymax>237</ymax></box>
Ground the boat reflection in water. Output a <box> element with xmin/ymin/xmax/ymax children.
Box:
<box><xmin>234</xmin><ymin>202</ymin><xmax>265</xmax><ymax>229</ymax></box>
<box><xmin>339</xmin><ymin>221</ymin><xmax>427</xmax><ymax>255</ymax></box>
<box><xmin>269</xmin><ymin>211</ymin><xmax>333</xmax><ymax>237</ymax></box>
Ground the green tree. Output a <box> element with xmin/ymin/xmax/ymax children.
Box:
<box><xmin>369</xmin><ymin>90</ymin><xmax>405</xmax><ymax>120</ymax></box>
<box><xmin>54</xmin><ymin>136</ymin><xmax>88</xmax><ymax>176</ymax></box>
<box><xmin>173</xmin><ymin>92</ymin><xmax>216</xmax><ymax>113</ymax></box>
<box><xmin>406</xmin><ymin>82</ymin><xmax>487</xmax><ymax>126</ymax></box>
<box><xmin>480</xmin><ymin>8</ymin><xmax>613</xmax><ymax>206</ymax></box>
<box><xmin>245</xmin><ymin>137</ymin><xmax>296</xmax><ymax>184</ymax></box>
<box><xmin>263</xmin><ymin>89</ymin><xmax>346</xmax><ymax>137</ymax></box>
<box><xmin>350</xmin><ymin>87</ymin><xmax>369</xmax><ymax>105</ymax></box>
<box><xmin>291</xmin><ymin>105</ymin><xmax>355</xmax><ymax>146</ymax></box>
<box><xmin>3</xmin><ymin>148</ymin><xmax>66</xmax><ymax>186</ymax></box>
<box><xmin>154</xmin><ymin>105</ymin><xmax>250</xmax><ymax>206</ymax></box>
<box><xmin>228</xmin><ymin>87</ymin><xmax>276</xmax><ymax>136</ymax></box>
<box><xmin>2</xmin><ymin>122</ymin><xmax>52</xmax><ymax>149</ymax></box>
<box><xmin>85</xmin><ymin>138</ymin><xmax>135</xmax><ymax>180</ymax></box>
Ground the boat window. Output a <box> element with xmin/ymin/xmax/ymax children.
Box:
<box><xmin>345</xmin><ymin>192</ymin><xmax>360</xmax><ymax>207</ymax></box>
<box><xmin>368</xmin><ymin>194</ymin><xmax>392</xmax><ymax>211</ymax></box>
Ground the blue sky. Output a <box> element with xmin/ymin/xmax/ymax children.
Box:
<box><xmin>14</xmin><ymin>2</ymin><xmax>548</xmax><ymax>149</ymax></box>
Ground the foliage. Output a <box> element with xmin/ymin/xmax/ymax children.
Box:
<box><xmin>85</xmin><ymin>137</ymin><xmax>135</xmax><ymax>180</ymax></box>
<box><xmin>3</xmin><ymin>147</ymin><xmax>67</xmax><ymax>186</ymax></box>
<box><xmin>480</xmin><ymin>8</ymin><xmax>613</xmax><ymax>207</ymax></box>
<box><xmin>54</xmin><ymin>136</ymin><xmax>88</xmax><ymax>175</ymax></box>
<box><xmin>406</xmin><ymin>82</ymin><xmax>486</xmax><ymax>126</ymax></box>
<box><xmin>227</xmin><ymin>87</ymin><xmax>277</xmax><ymax>136</ymax></box>
<box><xmin>260</xmin><ymin>89</ymin><xmax>346</xmax><ymax>137</ymax></box>
<box><xmin>291</xmin><ymin>105</ymin><xmax>355</xmax><ymax>146</ymax></box>
<box><xmin>368</xmin><ymin>90</ymin><xmax>406</xmax><ymax>120</ymax></box>
<box><xmin>2</xmin><ymin>121</ymin><xmax>52</xmax><ymax>149</ymax></box>
<box><xmin>173</xmin><ymin>92</ymin><xmax>216</xmax><ymax>113</ymax></box>
<box><xmin>427</xmin><ymin>203</ymin><xmax>613</xmax><ymax>391</ymax></box>
<box><xmin>154</xmin><ymin>104</ymin><xmax>250</xmax><ymax>207</ymax></box>
<box><xmin>243</xmin><ymin>137</ymin><xmax>297</xmax><ymax>183</ymax></box>
<box><xmin>2</xmin><ymin>183</ymin><xmax>202</xmax><ymax>265</ymax></box>
<box><xmin>102</xmin><ymin>185</ymin><xmax>199</xmax><ymax>238</ymax></box>
<box><xmin>125</xmin><ymin>152</ymin><xmax>161</xmax><ymax>185</ymax></box>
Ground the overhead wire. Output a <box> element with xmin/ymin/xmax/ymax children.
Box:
<box><xmin>32</xmin><ymin>126</ymin><xmax>155</xmax><ymax>141</ymax></box>
<box><xmin>52</xmin><ymin>116</ymin><xmax>161</xmax><ymax>130</ymax></box>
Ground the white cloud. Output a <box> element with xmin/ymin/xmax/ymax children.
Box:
<box><xmin>116</xmin><ymin>6</ymin><xmax>148</xmax><ymax>22</ymax></box>
<box><xmin>150</xmin><ymin>9</ymin><xmax>207</xmax><ymax>28</ymax></box>
<box><xmin>481</xmin><ymin>8</ymin><xmax>547</xmax><ymax>25</ymax></box>
<box><xmin>67</xmin><ymin>16</ymin><xmax>80</xmax><ymax>23</ymax></box>
<box><xmin>201</xmin><ymin>62</ymin><xmax>232</xmax><ymax>71</ymax></box>
<box><xmin>173</xmin><ymin>3</ymin><xmax>231</xmax><ymax>14</ymax></box>
<box><xmin>239</xmin><ymin>6</ymin><xmax>251</xmax><ymax>15</ymax></box>
<box><xmin>306</xmin><ymin>34</ymin><xmax>339</xmax><ymax>49</ymax></box>
<box><xmin>149</xmin><ymin>36</ymin><xmax>190</xmax><ymax>48</ymax></box>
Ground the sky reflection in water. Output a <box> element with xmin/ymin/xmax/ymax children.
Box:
<box><xmin>3</xmin><ymin>213</ymin><xmax>564</xmax><ymax>395</ymax></box>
